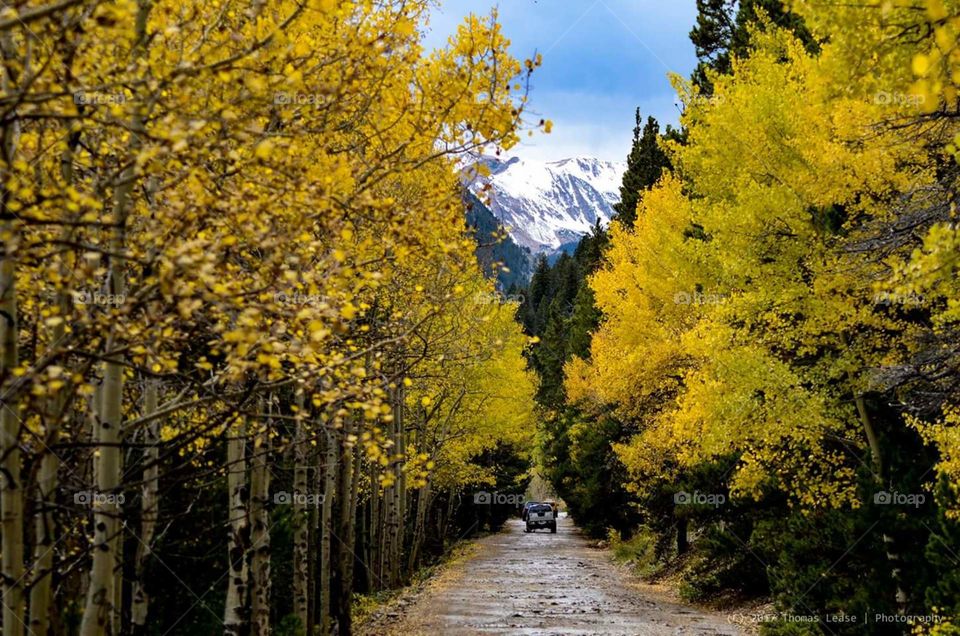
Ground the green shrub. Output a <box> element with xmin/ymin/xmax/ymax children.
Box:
<box><xmin>274</xmin><ymin>614</ymin><xmax>306</xmax><ymax>636</ymax></box>
<box><xmin>608</xmin><ymin>527</ymin><xmax>659</xmax><ymax>576</ymax></box>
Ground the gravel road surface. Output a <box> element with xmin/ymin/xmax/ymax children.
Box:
<box><xmin>360</xmin><ymin>516</ymin><xmax>745</xmax><ymax>635</ymax></box>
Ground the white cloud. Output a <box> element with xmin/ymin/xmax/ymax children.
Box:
<box><xmin>424</xmin><ymin>1</ymin><xmax>698</xmax><ymax>163</ymax></box>
<box><xmin>511</xmin><ymin>90</ymin><xmax>682</xmax><ymax>163</ymax></box>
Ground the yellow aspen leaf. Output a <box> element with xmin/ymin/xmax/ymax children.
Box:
<box><xmin>255</xmin><ymin>139</ymin><xmax>274</xmax><ymax>159</ymax></box>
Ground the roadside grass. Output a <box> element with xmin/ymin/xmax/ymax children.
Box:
<box><xmin>352</xmin><ymin>536</ymin><xmax>484</xmax><ymax>629</ymax></box>
<box><xmin>604</xmin><ymin>523</ymin><xmax>771</xmax><ymax>633</ymax></box>
<box><xmin>606</xmin><ymin>527</ymin><xmax>661</xmax><ymax>578</ymax></box>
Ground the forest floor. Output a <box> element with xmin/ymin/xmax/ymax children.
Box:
<box><xmin>356</xmin><ymin>516</ymin><xmax>748</xmax><ymax>635</ymax></box>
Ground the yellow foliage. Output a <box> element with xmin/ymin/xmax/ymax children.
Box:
<box><xmin>0</xmin><ymin>0</ymin><xmax>539</xmax><ymax>497</ymax></box>
<box><xmin>570</xmin><ymin>11</ymin><xmax>944</xmax><ymax>507</ymax></box>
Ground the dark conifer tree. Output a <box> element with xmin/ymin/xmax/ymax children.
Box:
<box><xmin>613</xmin><ymin>110</ymin><xmax>673</xmax><ymax>229</ymax></box>
<box><xmin>690</xmin><ymin>0</ymin><xmax>817</xmax><ymax>93</ymax></box>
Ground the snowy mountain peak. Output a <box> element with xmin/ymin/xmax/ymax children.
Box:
<box><xmin>465</xmin><ymin>155</ymin><xmax>625</xmax><ymax>255</ymax></box>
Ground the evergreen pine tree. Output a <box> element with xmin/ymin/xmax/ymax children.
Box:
<box><xmin>524</xmin><ymin>255</ymin><xmax>553</xmax><ymax>333</ymax></box>
<box><xmin>613</xmin><ymin>110</ymin><xmax>672</xmax><ymax>229</ymax></box>
<box><xmin>534</xmin><ymin>299</ymin><xmax>570</xmax><ymax>409</ymax></box>
<box><xmin>689</xmin><ymin>0</ymin><xmax>817</xmax><ymax>93</ymax></box>
<box><xmin>574</xmin><ymin>220</ymin><xmax>609</xmax><ymax>271</ymax></box>
<box><xmin>567</xmin><ymin>285</ymin><xmax>601</xmax><ymax>360</ymax></box>
<box><xmin>689</xmin><ymin>0</ymin><xmax>736</xmax><ymax>91</ymax></box>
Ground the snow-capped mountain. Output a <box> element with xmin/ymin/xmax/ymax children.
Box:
<box><xmin>464</xmin><ymin>156</ymin><xmax>625</xmax><ymax>255</ymax></box>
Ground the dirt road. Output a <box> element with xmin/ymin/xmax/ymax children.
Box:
<box><xmin>361</xmin><ymin>516</ymin><xmax>745</xmax><ymax>635</ymax></box>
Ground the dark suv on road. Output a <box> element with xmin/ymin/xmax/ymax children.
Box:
<box><xmin>524</xmin><ymin>503</ymin><xmax>556</xmax><ymax>533</ymax></box>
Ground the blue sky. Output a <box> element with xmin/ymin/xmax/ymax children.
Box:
<box><xmin>423</xmin><ymin>1</ymin><xmax>699</xmax><ymax>163</ymax></box>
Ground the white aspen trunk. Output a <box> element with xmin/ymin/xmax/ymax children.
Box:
<box><xmin>382</xmin><ymin>399</ymin><xmax>396</xmax><ymax>588</ymax></box>
<box><xmin>307</xmin><ymin>426</ymin><xmax>320</xmax><ymax>635</ymax></box>
<box><xmin>131</xmin><ymin>379</ymin><xmax>159</xmax><ymax>633</ymax></box>
<box><xmin>334</xmin><ymin>422</ymin><xmax>360</xmax><ymax>634</ymax></box>
<box><xmin>79</xmin><ymin>363</ymin><xmax>124</xmax><ymax>636</ymax></box>
<box><xmin>369</xmin><ymin>462</ymin><xmax>381</xmax><ymax>591</ymax></box>
<box><xmin>249</xmin><ymin>398</ymin><xmax>272</xmax><ymax>636</ymax></box>
<box><xmin>224</xmin><ymin>415</ymin><xmax>249</xmax><ymax>635</ymax></box>
<box><xmin>0</xmin><ymin>173</ymin><xmax>25</xmax><ymax>636</ymax></box>
<box><xmin>405</xmin><ymin>424</ymin><xmax>423</xmax><ymax>576</ymax></box>
<box><xmin>28</xmin><ymin>272</ymin><xmax>60</xmax><ymax>636</ymax></box>
<box><xmin>319</xmin><ymin>421</ymin><xmax>336</xmax><ymax>635</ymax></box>
<box><xmin>292</xmin><ymin>391</ymin><xmax>309</xmax><ymax>633</ymax></box>
<box><xmin>853</xmin><ymin>391</ymin><xmax>908</xmax><ymax>612</ymax></box>
<box><xmin>80</xmin><ymin>4</ymin><xmax>151</xmax><ymax>632</ymax></box>
<box><xmin>30</xmin><ymin>103</ymin><xmax>82</xmax><ymax>636</ymax></box>
<box><xmin>395</xmin><ymin>383</ymin><xmax>406</xmax><ymax>585</ymax></box>
<box><xmin>0</xmin><ymin>26</ymin><xmax>25</xmax><ymax>636</ymax></box>
<box><xmin>29</xmin><ymin>427</ymin><xmax>58</xmax><ymax>636</ymax></box>
<box><xmin>387</xmin><ymin>385</ymin><xmax>403</xmax><ymax>587</ymax></box>
<box><xmin>335</xmin><ymin>425</ymin><xmax>350</xmax><ymax>631</ymax></box>
<box><xmin>112</xmin><ymin>512</ymin><xmax>123</xmax><ymax>636</ymax></box>
<box><xmin>0</xmin><ymin>202</ymin><xmax>24</xmax><ymax>636</ymax></box>
<box><xmin>840</xmin><ymin>333</ymin><xmax>908</xmax><ymax>614</ymax></box>
<box><xmin>408</xmin><ymin>479</ymin><xmax>430</xmax><ymax>576</ymax></box>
